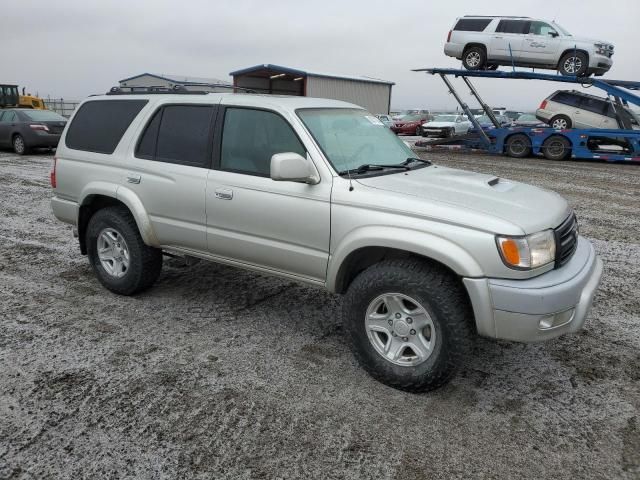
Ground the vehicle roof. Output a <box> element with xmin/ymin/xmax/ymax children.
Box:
<box><xmin>83</xmin><ymin>92</ymin><xmax>363</xmax><ymax>111</ymax></box>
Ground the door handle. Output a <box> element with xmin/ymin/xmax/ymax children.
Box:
<box><xmin>126</xmin><ymin>173</ymin><xmax>141</xmax><ymax>184</ymax></box>
<box><xmin>493</xmin><ymin>36</ymin><xmax>503</xmax><ymax>39</ymax></box>
<box><xmin>215</xmin><ymin>188</ymin><xmax>233</xmax><ymax>200</ymax></box>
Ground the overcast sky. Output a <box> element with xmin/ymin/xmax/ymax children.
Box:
<box><xmin>2</xmin><ymin>0</ymin><xmax>639</xmax><ymax>111</ymax></box>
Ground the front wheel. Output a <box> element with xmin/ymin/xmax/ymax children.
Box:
<box><xmin>559</xmin><ymin>52</ymin><xmax>589</xmax><ymax>76</ymax></box>
<box><xmin>415</xmin><ymin>126</ymin><xmax>422</xmax><ymax>136</ymax></box>
<box><xmin>86</xmin><ymin>206</ymin><xmax>163</xmax><ymax>295</ymax></box>
<box><xmin>342</xmin><ymin>259</ymin><xmax>474</xmax><ymax>393</ymax></box>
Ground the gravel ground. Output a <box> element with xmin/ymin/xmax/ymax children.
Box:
<box><xmin>0</xmin><ymin>148</ymin><xmax>638</xmax><ymax>479</ymax></box>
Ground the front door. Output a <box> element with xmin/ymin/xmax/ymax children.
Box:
<box><xmin>521</xmin><ymin>21</ymin><xmax>561</xmax><ymax>65</ymax></box>
<box><xmin>0</xmin><ymin>111</ymin><xmax>16</xmax><ymax>147</ymax></box>
<box><xmin>205</xmin><ymin>107</ymin><xmax>331</xmax><ymax>282</ymax></box>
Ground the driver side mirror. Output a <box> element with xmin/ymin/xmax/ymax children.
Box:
<box><xmin>270</xmin><ymin>152</ymin><xmax>320</xmax><ymax>185</ymax></box>
<box><xmin>548</xmin><ymin>30</ymin><xmax>559</xmax><ymax>38</ymax></box>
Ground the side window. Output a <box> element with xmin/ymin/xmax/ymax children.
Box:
<box><xmin>0</xmin><ymin>112</ymin><xmax>4</xmax><ymax>122</ymax></box>
<box><xmin>552</xmin><ymin>92</ymin><xmax>581</xmax><ymax>107</ymax></box>
<box><xmin>578</xmin><ymin>97</ymin><xmax>606</xmax><ymax>115</ymax></box>
<box><xmin>65</xmin><ymin>100</ymin><xmax>147</xmax><ymax>154</ymax></box>
<box><xmin>3</xmin><ymin>111</ymin><xmax>17</xmax><ymax>122</ymax></box>
<box><xmin>220</xmin><ymin>108</ymin><xmax>306</xmax><ymax>177</ymax></box>
<box><xmin>529</xmin><ymin>21</ymin><xmax>556</xmax><ymax>36</ymax></box>
<box><xmin>496</xmin><ymin>20</ymin><xmax>530</xmax><ymax>34</ymax></box>
<box><xmin>154</xmin><ymin>105</ymin><xmax>214</xmax><ymax>167</ymax></box>
<box><xmin>136</xmin><ymin>109</ymin><xmax>162</xmax><ymax>159</ymax></box>
<box><xmin>453</xmin><ymin>18</ymin><xmax>492</xmax><ymax>32</ymax></box>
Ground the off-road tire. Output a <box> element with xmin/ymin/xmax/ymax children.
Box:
<box><xmin>13</xmin><ymin>135</ymin><xmax>29</xmax><ymax>155</ymax></box>
<box><xmin>86</xmin><ymin>206</ymin><xmax>162</xmax><ymax>295</ymax></box>
<box><xmin>549</xmin><ymin>114</ymin><xmax>572</xmax><ymax>130</ymax></box>
<box><xmin>342</xmin><ymin>259</ymin><xmax>475</xmax><ymax>393</ymax></box>
<box><xmin>505</xmin><ymin>133</ymin><xmax>532</xmax><ymax>158</ymax></box>
<box><xmin>462</xmin><ymin>46</ymin><xmax>487</xmax><ymax>70</ymax></box>
<box><xmin>559</xmin><ymin>51</ymin><xmax>589</xmax><ymax>77</ymax></box>
<box><xmin>542</xmin><ymin>135</ymin><xmax>571</xmax><ymax>161</ymax></box>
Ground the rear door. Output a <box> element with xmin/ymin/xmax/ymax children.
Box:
<box><xmin>490</xmin><ymin>20</ymin><xmax>529</xmax><ymax>61</ymax></box>
<box><xmin>575</xmin><ymin>96</ymin><xmax>608</xmax><ymax>129</ymax></box>
<box><xmin>126</xmin><ymin>103</ymin><xmax>217</xmax><ymax>251</ymax></box>
<box><xmin>205</xmin><ymin>106</ymin><xmax>331</xmax><ymax>282</ymax></box>
<box><xmin>521</xmin><ymin>21</ymin><xmax>561</xmax><ymax>65</ymax></box>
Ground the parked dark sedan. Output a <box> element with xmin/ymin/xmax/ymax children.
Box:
<box><xmin>391</xmin><ymin>114</ymin><xmax>431</xmax><ymax>135</ymax></box>
<box><xmin>0</xmin><ymin>109</ymin><xmax>67</xmax><ymax>154</ymax></box>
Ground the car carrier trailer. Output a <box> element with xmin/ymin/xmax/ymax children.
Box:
<box><xmin>413</xmin><ymin>68</ymin><xmax>640</xmax><ymax>163</ymax></box>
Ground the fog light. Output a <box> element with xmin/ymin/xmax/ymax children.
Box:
<box><xmin>539</xmin><ymin>308</ymin><xmax>575</xmax><ymax>330</ymax></box>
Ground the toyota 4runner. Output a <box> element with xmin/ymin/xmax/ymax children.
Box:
<box><xmin>445</xmin><ymin>16</ymin><xmax>614</xmax><ymax>77</ymax></box>
<box><xmin>51</xmin><ymin>90</ymin><xmax>603</xmax><ymax>392</ymax></box>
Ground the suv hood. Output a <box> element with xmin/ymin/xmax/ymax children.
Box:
<box><xmin>570</xmin><ymin>35</ymin><xmax>613</xmax><ymax>46</ymax></box>
<box><xmin>355</xmin><ymin>165</ymin><xmax>569</xmax><ymax>234</ymax></box>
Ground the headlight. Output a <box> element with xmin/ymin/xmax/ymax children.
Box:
<box><xmin>496</xmin><ymin>230</ymin><xmax>556</xmax><ymax>269</ymax></box>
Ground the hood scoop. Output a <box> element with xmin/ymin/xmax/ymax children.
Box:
<box><xmin>487</xmin><ymin>176</ymin><xmax>514</xmax><ymax>192</ymax></box>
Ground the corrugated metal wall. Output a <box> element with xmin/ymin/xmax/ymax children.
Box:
<box><xmin>306</xmin><ymin>77</ymin><xmax>391</xmax><ymax>114</ymax></box>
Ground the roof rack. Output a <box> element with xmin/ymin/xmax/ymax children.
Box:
<box><xmin>463</xmin><ymin>15</ymin><xmax>531</xmax><ymax>18</ymax></box>
<box><xmin>105</xmin><ymin>83</ymin><xmax>258</xmax><ymax>96</ymax></box>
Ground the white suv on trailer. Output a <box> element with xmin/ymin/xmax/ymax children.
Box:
<box><xmin>51</xmin><ymin>89</ymin><xmax>603</xmax><ymax>392</ymax></box>
<box><xmin>445</xmin><ymin>16</ymin><xmax>614</xmax><ymax>77</ymax></box>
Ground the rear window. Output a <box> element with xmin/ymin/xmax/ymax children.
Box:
<box><xmin>453</xmin><ymin>18</ymin><xmax>492</xmax><ymax>32</ymax></box>
<box><xmin>65</xmin><ymin>100</ymin><xmax>147</xmax><ymax>154</ymax></box>
<box><xmin>22</xmin><ymin>110</ymin><xmax>66</xmax><ymax>121</ymax></box>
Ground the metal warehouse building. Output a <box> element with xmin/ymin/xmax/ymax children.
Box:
<box><xmin>119</xmin><ymin>73</ymin><xmax>233</xmax><ymax>92</ymax></box>
<box><xmin>230</xmin><ymin>64</ymin><xmax>394</xmax><ymax>114</ymax></box>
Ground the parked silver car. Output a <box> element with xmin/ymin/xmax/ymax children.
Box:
<box><xmin>536</xmin><ymin>90</ymin><xmax>640</xmax><ymax>129</ymax></box>
<box><xmin>51</xmin><ymin>91</ymin><xmax>603</xmax><ymax>392</ymax></box>
<box><xmin>445</xmin><ymin>16</ymin><xmax>614</xmax><ymax>76</ymax></box>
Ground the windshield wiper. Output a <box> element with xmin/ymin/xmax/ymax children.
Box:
<box><xmin>338</xmin><ymin>163</ymin><xmax>409</xmax><ymax>175</ymax></box>
<box><xmin>403</xmin><ymin>157</ymin><xmax>432</xmax><ymax>166</ymax></box>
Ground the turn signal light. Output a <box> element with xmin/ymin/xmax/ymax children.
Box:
<box><xmin>447</xmin><ymin>30</ymin><xmax>452</xmax><ymax>42</ymax></box>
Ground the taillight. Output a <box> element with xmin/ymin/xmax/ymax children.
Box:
<box><xmin>447</xmin><ymin>30</ymin><xmax>452</xmax><ymax>43</ymax></box>
<box><xmin>30</xmin><ymin>124</ymin><xmax>50</xmax><ymax>132</ymax></box>
<box><xmin>50</xmin><ymin>157</ymin><xmax>57</xmax><ymax>188</ymax></box>
<box><xmin>539</xmin><ymin>100</ymin><xmax>548</xmax><ymax>110</ymax></box>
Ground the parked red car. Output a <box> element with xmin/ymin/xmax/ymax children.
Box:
<box><xmin>391</xmin><ymin>114</ymin><xmax>431</xmax><ymax>135</ymax></box>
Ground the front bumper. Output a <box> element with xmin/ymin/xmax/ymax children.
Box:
<box><xmin>463</xmin><ymin>236</ymin><xmax>603</xmax><ymax>342</ymax></box>
<box><xmin>24</xmin><ymin>130</ymin><xmax>61</xmax><ymax>148</ymax></box>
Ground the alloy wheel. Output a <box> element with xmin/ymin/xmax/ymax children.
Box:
<box><xmin>365</xmin><ymin>293</ymin><xmax>436</xmax><ymax>367</ymax></box>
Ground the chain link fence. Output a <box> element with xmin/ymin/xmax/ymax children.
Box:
<box><xmin>44</xmin><ymin>98</ymin><xmax>80</xmax><ymax>118</ymax></box>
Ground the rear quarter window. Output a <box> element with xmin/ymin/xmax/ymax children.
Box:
<box><xmin>551</xmin><ymin>92</ymin><xmax>581</xmax><ymax>107</ymax></box>
<box><xmin>453</xmin><ymin>18</ymin><xmax>492</xmax><ymax>32</ymax></box>
<box><xmin>65</xmin><ymin>99</ymin><xmax>148</xmax><ymax>154</ymax></box>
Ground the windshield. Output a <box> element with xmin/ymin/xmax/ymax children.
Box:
<box><xmin>22</xmin><ymin>110</ymin><xmax>66</xmax><ymax>121</ymax></box>
<box><xmin>401</xmin><ymin>114</ymin><xmax>422</xmax><ymax>121</ymax></box>
<box><xmin>551</xmin><ymin>21</ymin><xmax>571</xmax><ymax>36</ymax></box>
<box><xmin>432</xmin><ymin>115</ymin><xmax>457</xmax><ymax>122</ymax></box>
<box><xmin>297</xmin><ymin>108</ymin><xmax>415</xmax><ymax>174</ymax></box>
<box><xmin>517</xmin><ymin>114</ymin><xmax>537</xmax><ymax>121</ymax></box>
<box><xmin>476</xmin><ymin>115</ymin><xmax>492</xmax><ymax>123</ymax></box>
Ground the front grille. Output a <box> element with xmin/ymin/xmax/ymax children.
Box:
<box><xmin>554</xmin><ymin>213</ymin><xmax>578</xmax><ymax>268</ymax></box>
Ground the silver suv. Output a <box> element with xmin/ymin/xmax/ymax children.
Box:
<box><xmin>51</xmin><ymin>91</ymin><xmax>603</xmax><ymax>392</ymax></box>
<box><xmin>445</xmin><ymin>16</ymin><xmax>614</xmax><ymax>76</ymax></box>
<box><xmin>537</xmin><ymin>90</ymin><xmax>640</xmax><ymax>130</ymax></box>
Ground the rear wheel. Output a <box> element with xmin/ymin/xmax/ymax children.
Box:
<box><xmin>342</xmin><ymin>259</ymin><xmax>474</xmax><ymax>393</ymax></box>
<box><xmin>86</xmin><ymin>206</ymin><xmax>163</xmax><ymax>295</ymax></box>
<box><xmin>559</xmin><ymin>52</ymin><xmax>589</xmax><ymax>76</ymax></box>
<box><xmin>462</xmin><ymin>46</ymin><xmax>487</xmax><ymax>70</ymax></box>
<box><xmin>549</xmin><ymin>114</ymin><xmax>572</xmax><ymax>130</ymax></box>
<box><xmin>505</xmin><ymin>134</ymin><xmax>532</xmax><ymax>158</ymax></box>
<box><xmin>542</xmin><ymin>135</ymin><xmax>571</xmax><ymax>160</ymax></box>
<box><xmin>13</xmin><ymin>135</ymin><xmax>28</xmax><ymax>155</ymax></box>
